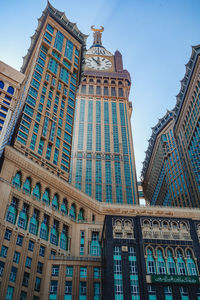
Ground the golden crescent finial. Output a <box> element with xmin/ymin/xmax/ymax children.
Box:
<box><xmin>91</xmin><ymin>25</ymin><xmax>104</xmax><ymax>33</ymax></box>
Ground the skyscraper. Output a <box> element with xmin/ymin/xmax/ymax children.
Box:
<box><xmin>70</xmin><ymin>27</ymin><xmax>138</xmax><ymax>204</ymax></box>
<box><xmin>12</xmin><ymin>2</ymin><xmax>87</xmax><ymax>181</ymax></box>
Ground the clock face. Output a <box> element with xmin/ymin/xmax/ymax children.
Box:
<box><xmin>85</xmin><ymin>56</ymin><xmax>112</xmax><ymax>71</ymax></box>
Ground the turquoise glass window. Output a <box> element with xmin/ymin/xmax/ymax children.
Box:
<box><xmin>60</xmin><ymin>230</ymin><xmax>68</xmax><ymax>250</ymax></box>
<box><xmin>18</xmin><ymin>206</ymin><xmax>28</xmax><ymax>230</ymax></box>
<box><xmin>94</xmin><ymin>282</ymin><xmax>100</xmax><ymax>300</ymax></box>
<box><xmin>32</xmin><ymin>183</ymin><xmax>41</xmax><ymax>200</ymax></box>
<box><xmin>61</xmin><ymin>199</ymin><xmax>68</xmax><ymax>215</ymax></box>
<box><xmin>54</xmin><ymin>31</ymin><xmax>64</xmax><ymax>52</ymax></box>
<box><xmin>50</xmin><ymin>225</ymin><xmax>58</xmax><ymax>246</ymax></box>
<box><xmin>23</xmin><ymin>177</ymin><xmax>31</xmax><ymax>194</ymax></box>
<box><xmin>156</xmin><ymin>249</ymin><xmax>166</xmax><ymax>274</ymax></box>
<box><xmin>79</xmin><ymin>281</ymin><xmax>86</xmax><ymax>299</ymax></box>
<box><xmin>65</xmin><ymin>40</ymin><xmax>73</xmax><ymax>61</ymax></box>
<box><xmin>12</xmin><ymin>171</ymin><xmax>21</xmax><ymax>189</ymax></box>
<box><xmin>40</xmin><ymin>218</ymin><xmax>48</xmax><ymax>241</ymax></box>
<box><xmin>80</xmin><ymin>267</ymin><xmax>87</xmax><ymax>278</ymax></box>
<box><xmin>90</xmin><ymin>232</ymin><xmax>101</xmax><ymax>256</ymax></box>
<box><xmin>78</xmin><ymin>208</ymin><xmax>84</xmax><ymax>221</ymax></box>
<box><xmin>186</xmin><ymin>250</ymin><xmax>197</xmax><ymax>276</ymax></box>
<box><xmin>167</xmin><ymin>249</ymin><xmax>176</xmax><ymax>275</ymax></box>
<box><xmin>177</xmin><ymin>250</ymin><xmax>187</xmax><ymax>275</ymax></box>
<box><xmin>69</xmin><ymin>204</ymin><xmax>76</xmax><ymax>220</ymax></box>
<box><xmin>6</xmin><ymin>199</ymin><xmax>17</xmax><ymax>224</ymax></box>
<box><xmin>146</xmin><ymin>249</ymin><xmax>156</xmax><ymax>274</ymax></box>
<box><xmin>5</xmin><ymin>285</ymin><xmax>14</xmax><ymax>300</ymax></box>
<box><xmin>52</xmin><ymin>194</ymin><xmax>59</xmax><ymax>210</ymax></box>
<box><xmin>42</xmin><ymin>189</ymin><xmax>50</xmax><ymax>205</ymax></box>
<box><xmin>29</xmin><ymin>211</ymin><xmax>38</xmax><ymax>235</ymax></box>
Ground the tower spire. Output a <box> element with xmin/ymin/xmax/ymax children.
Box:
<box><xmin>91</xmin><ymin>25</ymin><xmax>104</xmax><ymax>46</ymax></box>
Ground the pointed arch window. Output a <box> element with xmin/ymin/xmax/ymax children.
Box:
<box><xmin>52</xmin><ymin>194</ymin><xmax>59</xmax><ymax>210</ymax></box>
<box><xmin>50</xmin><ymin>224</ymin><xmax>58</xmax><ymax>246</ymax></box>
<box><xmin>78</xmin><ymin>208</ymin><xmax>84</xmax><ymax>221</ymax></box>
<box><xmin>60</xmin><ymin>226</ymin><xmax>68</xmax><ymax>250</ymax></box>
<box><xmin>12</xmin><ymin>171</ymin><xmax>22</xmax><ymax>189</ymax></box>
<box><xmin>32</xmin><ymin>183</ymin><xmax>41</xmax><ymax>200</ymax></box>
<box><xmin>7</xmin><ymin>86</ymin><xmax>14</xmax><ymax>95</ymax></box>
<box><xmin>186</xmin><ymin>250</ymin><xmax>197</xmax><ymax>276</ymax></box>
<box><xmin>177</xmin><ymin>250</ymin><xmax>187</xmax><ymax>275</ymax></box>
<box><xmin>40</xmin><ymin>216</ymin><xmax>48</xmax><ymax>241</ymax></box>
<box><xmin>167</xmin><ymin>249</ymin><xmax>177</xmax><ymax>275</ymax></box>
<box><xmin>69</xmin><ymin>204</ymin><xmax>76</xmax><ymax>220</ymax></box>
<box><xmin>29</xmin><ymin>209</ymin><xmax>38</xmax><ymax>235</ymax></box>
<box><xmin>42</xmin><ymin>188</ymin><xmax>50</xmax><ymax>205</ymax></box>
<box><xmin>156</xmin><ymin>249</ymin><xmax>166</xmax><ymax>274</ymax></box>
<box><xmin>18</xmin><ymin>204</ymin><xmax>28</xmax><ymax>230</ymax></box>
<box><xmin>146</xmin><ymin>248</ymin><xmax>156</xmax><ymax>274</ymax></box>
<box><xmin>61</xmin><ymin>199</ymin><xmax>68</xmax><ymax>215</ymax></box>
<box><xmin>23</xmin><ymin>177</ymin><xmax>31</xmax><ymax>194</ymax></box>
<box><xmin>6</xmin><ymin>198</ymin><xmax>18</xmax><ymax>224</ymax></box>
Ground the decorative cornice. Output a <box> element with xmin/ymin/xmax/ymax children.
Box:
<box><xmin>21</xmin><ymin>1</ymin><xmax>88</xmax><ymax>73</ymax></box>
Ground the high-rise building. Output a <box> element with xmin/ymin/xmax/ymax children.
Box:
<box><xmin>142</xmin><ymin>45</ymin><xmax>200</xmax><ymax>207</ymax></box>
<box><xmin>12</xmin><ymin>2</ymin><xmax>87</xmax><ymax>181</ymax></box>
<box><xmin>1</xmin><ymin>3</ymin><xmax>200</xmax><ymax>300</ymax></box>
<box><xmin>0</xmin><ymin>61</ymin><xmax>25</xmax><ymax>155</ymax></box>
<box><xmin>70</xmin><ymin>27</ymin><xmax>138</xmax><ymax>204</ymax></box>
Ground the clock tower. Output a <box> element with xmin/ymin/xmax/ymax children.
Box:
<box><xmin>70</xmin><ymin>27</ymin><xmax>138</xmax><ymax>204</ymax></box>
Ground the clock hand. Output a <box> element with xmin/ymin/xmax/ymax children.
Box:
<box><xmin>91</xmin><ymin>57</ymin><xmax>98</xmax><ymax>63</ymax></box>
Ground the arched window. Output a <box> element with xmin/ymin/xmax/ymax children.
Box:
<box><xmin>18</xmin><ymin>204</ymin><xmax>28</xmax><ymax>230</ymax></box>
<box><xmin>177</xmin><ymin>249</ymin><xmax>187</xmax><ymax>275</ymax></box>
<box><xmin>186</xmin><ymin>250</ymin><xmax>197</xmax><ymax>276</ymax></box>
<box><xmin>29</xmin><ymin>209</ymin><xmax>38</xmax><ymax>235</ymax></box>
<box><xmin>78</xmin><ymin>208</ymin><xmax>84</xmax><ymax>221</ymax></box>
<box><xmin>167</xmin><ymin>249</ymin><xmax>177</xmax><ymax>275</ymax></box>
<box><xmin>50</xmin><ymin>224</ymin><xmax>58</xmax><ymax>246</ymax></box>
<box><xmin>23</xmin><ymin>177</ymin><xmax>31</xmax><ymax>194</ymax></box>
<box><xmin>61</xmin><ymin>199</ymin><xmax>68</xmax><ymax>215</ymax></box>
<box><xmin>6</xmin><ymin>198</ymin><xmax>18</xmax><ymax>224</ymax></box>
<box><xmin>69</xmin><ymin>204</ymin><xmax>76</xmax><ymax>220</ymax></box>
<box><xmin>40</xmin><ymin>217</ymin><xmax>48</xmax><ymax>241</ymax></box>
<box><xmin>0</xmin><ymin>81</ymin><xmax>4</xmax><ymax>89</ymax></box>
<box><xmin>42</xmin><ymin>188</ymin><xmax>50</xmax><ymax>205</ymax></box>
<box><xmin>12</xmin><ymin>171</ymin><xmax>22</xmax><ymax>189</ymax></box>
<box><xmin>156</xmin><ymin>249</ymin><xmax>166</xmax><ymax>274</ymax></box>
<box><xmin>60</xmin><ymin>226</ymin><xmax>68</xmax><ymax>250</ymax></box>
<box><xmin>32</xmin><ymin>183</ymin><xmax>41</xmax><ymax>200</ymax></box>
<box><xmin>146</xmin><ymin>248</ymin><xmax>156</xmax><ymax>274</ymax></box>
<box><xmin>52</xmin><ymin>194</ymin><xmax>59</xmax><ymax>210</ymax></box>
<box><xmin>7</xmin><ymin>86</ymin><xmax>14</xmax><ymax>95</ymax></box>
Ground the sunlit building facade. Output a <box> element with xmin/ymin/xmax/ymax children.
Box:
<box><xmin>70</xmin><ymin>28</ymin><xmax>138</xmax><ymax>204</ymax></box>
<box><xmin>12</xmin><ymin>2</ymin><xmax>87</xmax><ymax>181</ymax></box>
<box><xmin>142</xmin><ymin>45</ymin><xmax>200</xmax><ymax>207</ymax></box>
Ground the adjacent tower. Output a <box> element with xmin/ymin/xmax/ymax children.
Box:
<box><xmin>70</xmin><ymin>27</ymin><xmax>138</xmax><ymax>204</ymax></box>
<box><xmin>12</xmin><ymin>2</ymin><xmax>87</xmax><ymax>181</ymax></box>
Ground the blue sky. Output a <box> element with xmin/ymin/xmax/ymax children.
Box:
<box><xmin>1</xmin><ymin>0</ymin><xmax>200</xmax><ymax>179</ymax></box>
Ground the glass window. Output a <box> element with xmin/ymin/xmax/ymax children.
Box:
<box><xmin>28</xmin><ymin>240</ymin><xmax>35</xmax><ymax>252</ymax></box>
<box><xmin>5</xmin><ymin>286</ymin><xmax>14</xmax><ymax>300</ymax></box>
<box><xmin>148</xmin><ymin>285</ymin><xmax>157</xmax><ymax>300</ymax></box>
<box><xmin>9</xmin><ymin>266</ymin><xmax>17</xmax><ymax>282</ymax></box>
<box><xmin>80</xmin><ymin>267</ymin><xmax>87</xmax><ymax>278</ymax></box>
<box><xmin>20</xmin><ymin>291</ymin><xmax>27</xmax><ymax>300</ymax></box>
<box><xmin>0</xmin><ymin>245</ymin><xmax>8</xmax><ymax>258</ymax></box>
<box><xmin>50</xmin><ymin>280</ymin><xmax>58</xmax><ymax>297</ymax></box>
<box><xmin>164</xmin><ymin>286</ymin><xmax>173</xmax><ymax>300</ymax></box>
<box><xmin>13</xmin><ymin>251</ymin><xmax>20</xmax><ymax>264</ymax></box>
<box><xmin>146</xmin><ymin>248</ymin><xmax>156</xmax><ymax>274</ymax></box>
<box><xmin>0</xmin><ymin>261</ymin><xmax>5</xmax><ymax>277</ymax></box>
<box><xmin>66</xmin><ymin>266</ymin><xmax>73</xmax><ymax>277</ymax></box>
<box><xmin>16</xmin><ymin>234</ymin><xmax>23</xmax><ymax>246</ymax></box>
<box><xmin>39</xmin><ymin>245</ymin><xmax>45</xmax><ymax>257</ymax></box>
<box><xmin>94</xmin><ymin>267</ymin><xmax>101</xmax><ymax>279</ymax></box>
<box><xmin>79</xmin><ymin>282</ymin><xmax>87</xmax><ymax>298</ymax></box>
<box><xmin>4</xmin><ymin>228</ymin><xmax>12</xmax><ymax>241</ymax></box>
<box><xmin>65</xmin><ymin>281</ymin><xmax>72</xmax><ymax>296</ymax></box>
<box><xmin>35</xmin><ymin>277</ymin><xmax>41</xmax><ymax>292</ymax></box>
<box><xmin>22</xmin><ymin>271</ymin><xmax>30</xmax><ymax>287</ymax></box>
<box><xmin>52</xmin><ymin>265</ymin><xmax>60</xmax><ymax>276</ymax></box>
<box><xmin>25</xmin><ymin>257</ymin><xmax>32</xmax><ymax>269</ymax></box>
<box><xmin>37</xmin><ymin>261</ymin><xmax>43</xmax><ymax>274</ymax></box>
